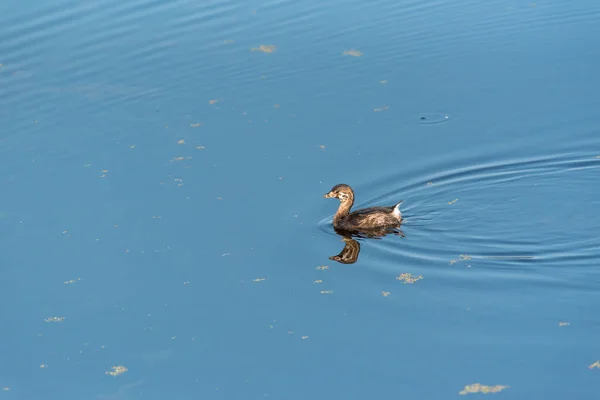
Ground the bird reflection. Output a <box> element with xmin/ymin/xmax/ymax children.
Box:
<box><xmin>329</xmin><ymin>227</ymin><xmax>405</xmax><ymax>264</ymax></box>
<box><xmin>329</xmin><ymin>235</ymin><xmax>361</xmax><ymax>264</ymax></box>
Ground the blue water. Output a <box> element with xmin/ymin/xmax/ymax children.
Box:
<box><xmin>2</xmin><ymin>0</ymin><xmax>600</xmax><ymax>398</ymax></box>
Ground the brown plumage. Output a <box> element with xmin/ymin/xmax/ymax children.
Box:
<box><xmin>324</xmin><ymin>184</ymin><xmax>402</xmax><ymax>231</ymax></box>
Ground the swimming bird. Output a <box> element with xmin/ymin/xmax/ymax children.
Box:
<box><xmin>324</xmin><ymin>184</ymin><xmax>402</xmax><ymax>231</ymax></box>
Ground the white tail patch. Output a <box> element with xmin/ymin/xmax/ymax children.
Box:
<box><xmin>393</xmin><ymin>201</ymin><xmax>403</xmax><ymax>219</ymax></box>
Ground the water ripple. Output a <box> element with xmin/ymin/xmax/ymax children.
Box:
<box><xmin>319</xmin><ymin>149</ymin><xmax>600</xmax><ymax>271</ymax></box>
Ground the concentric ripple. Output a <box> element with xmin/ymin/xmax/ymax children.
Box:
<box><xmin>319</xmin><ymin>149</ymin><xmax>600</xmax><ymax>271</ymax></box>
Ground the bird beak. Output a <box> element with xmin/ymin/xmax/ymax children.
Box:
<box><xmin>324</xmin><ymin>192</ymin><xmax>335</xmax><ymax>198</ymax></box>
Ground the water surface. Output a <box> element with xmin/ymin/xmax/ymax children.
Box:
<box><xmin>1</xmin><ymin>0</ymin><xmax>600</xmax><ymax>398</ymax></box>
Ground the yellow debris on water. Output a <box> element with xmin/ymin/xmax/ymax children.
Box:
<box><xmin>459</xmin><ymin>383</ymin><xmax>508</xmax><ymax>395</ymax></box>
<box><xmin>373</xmin><ymin>105</ymin><xmax>390</xmax><ymax>112</ymax></box>
<box><xmin>177</xmin><ymin>139</ymin><xmax>185</xmax><ymax>144</ymax></box>
<box><xmin>396</xmin><ymin>273</ymin><xmax>423</xmax><ymax>284</ymax></box>
<box><xmin>44</xmin><ymin>317</ymin><xmax>65</xmax><ymax>323</ymax></box>
<box><xmin>106</xmin><ymin>365</ymin><xmax>128</xmax><ymax>376</ymax></box>
<box><xmin>381</xmin><ymin>291</ymin><xmax>391</xmax><ymax>297</ymax></box>
<box><xmin>170</xmin><ymin>156</ymin><xmax>192</xmax><ymax>162</ymax></box>
<box><xmin>448</xmin><ymin>198</ymin><xmax>459</xmax><ymax>205</ymax></box>
<box><xmin>253</xmin><ymin>278</ymin><xmax>266</xmax><ymax>283</ymax></box>
<box><xmin>342</xmin><ymin>49</ymin><xmax>362</xmax><ymax>57</ymax></box>
<box><xmin>251</xmin><ymin>45</ymin><xmax>276</xmax><ymax>53</ymax></box>
<box><xmin>316</xmin><ymin>265</ymin><xmax>329</xmax><ymax>270</ymax></box>
<box><xmin>588</xmin><ymin>361</ymin><xmax>600</xmax><ymax>369</ymax></box>
<box><xmin>450</xmin><ymin>254</ymin><xmax>471</xmax><ymax>265</ymax></box>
